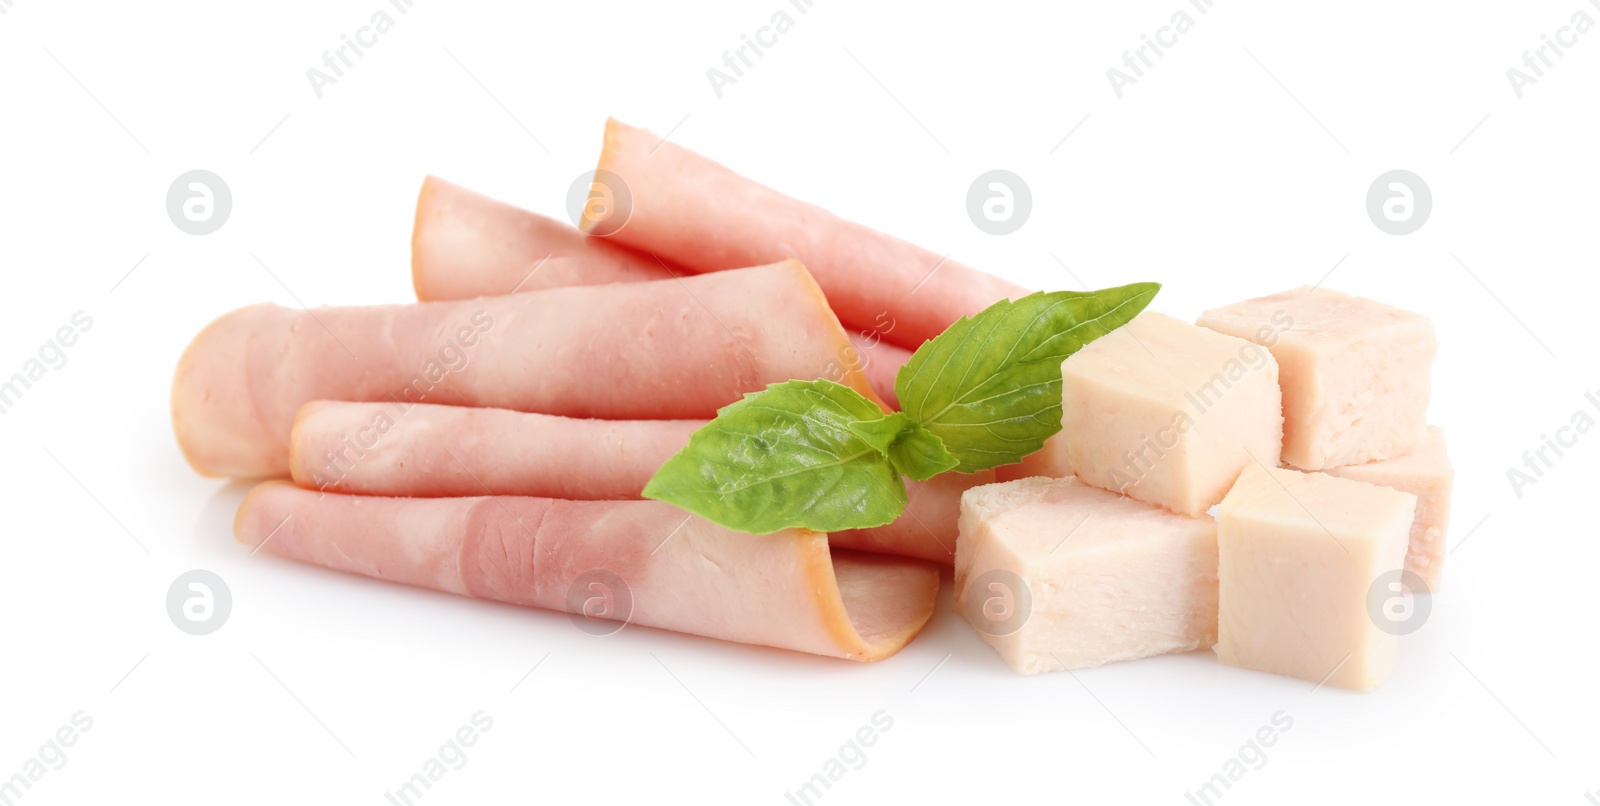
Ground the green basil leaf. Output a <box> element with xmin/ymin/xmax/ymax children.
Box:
<box><xmin>896</xmin><ymin>283</ymin><xmax>1160</xmax><ymax>472</ymax></box>
<box><xmin>642</xmin><ymin>379</ymin><xmax>907</xmax><ymax>534</ymax></box>
<box><xmin>848</xmin><ymin>413</ymin><xmax>959</xmax><ymax>481</ymax></box>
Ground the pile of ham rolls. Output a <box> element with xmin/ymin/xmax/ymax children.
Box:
<box><xmin>174</xmin><ymin>119</ymin><xmax>1030</xmax><ymax>662</ymax></box>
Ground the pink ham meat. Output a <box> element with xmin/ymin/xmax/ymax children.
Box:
<box><xmin>289</xmin><ymin>401</ymin><xmax>993</xmax><ymax>564</ymax></box>
<box><xmin>581</xmin><ymin>118</ymin><xmax>1030</xmax><ymax>350</ymax></box>
<box><xmin>235</xmin><ymin>481</ymin><xmax>939</xmax><ymax>661</ymax></box>
<box><xmin>173</xmin><ymin>261</ymin><xmax>881</xmax><ymax>479</ymax></box>
<box><xmin>411</xmin><ymin>176</ymin><xmax>673</xmax><ymax>300</ymax></box>
<box><xmin>410</xmin><ymin>176</ymin><xmax>910</xmax><ymax>408</ymax></box>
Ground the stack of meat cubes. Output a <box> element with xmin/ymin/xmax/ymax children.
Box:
<box><xmin>955</xmin><ymin>286</ymin><xmax>1452</xmax><ymax>691</ymax></box>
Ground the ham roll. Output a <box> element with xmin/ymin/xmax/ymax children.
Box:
<box><xmin>174</xmin><ymin>261</ymin><xmax>880</xmax><ymax>478</ymax></box>
<box><xmin>289</xmin><ymin>401</ymin><xmax>993</xmax><ymax>563</ymax></box>
<box><xmin>411</xmin><ymin>175</ymin><xmax>672</xmax><ymax>301</ymax></box>
<box><xmin>235</xmin><ymin>481</ymin><xmax>939</xmax><ymax>661</ymax></box>
<box><xmin>581</xmin><ymin>118</ymin><xmax>1030</xmax><ymax>350</ymax></box>
<box><xmin>410</xmin><ymin>176</ymin><xmax>910</xmax><ymax>408</ymax></box>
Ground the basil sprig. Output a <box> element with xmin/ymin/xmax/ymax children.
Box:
<box><xmin>642</xmin><ymin>283</ymin><xmax>1159</xmax><ymax>534</ymax></box>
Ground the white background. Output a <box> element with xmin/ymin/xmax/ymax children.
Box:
<box><xmin>1</xmin><ymin>1</ymin><xmax>1596</xmax><ymax>803</ymax></box>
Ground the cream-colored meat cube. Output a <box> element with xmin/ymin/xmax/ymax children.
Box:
<box><xmin>1058</xmin><ymin>312</ymin><xmax>1283</xmax><ymax>516</ymax></box>
<box><xmin>1197</xmin><ymin>285</ymin><xmax>1436</xmax><ymax>470</ymax></box>
<box><xmin>1216</xmin><ymin>464</ymin><xmax>1415</xmax><ymax>692</ymax></box>
<box><xmin>1322</xmin><ymin>426</ymin><xmax>1453</xmax><ymax>592</ymax></box>
<box><xmin>955</xmin><ymin>476</ymin><xmax>1219</xmax><ymax>674</ymax></box>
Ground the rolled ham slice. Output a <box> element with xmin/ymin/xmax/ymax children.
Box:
<box><xmin>582</xmin><ymin>118</ymin><xmax>1030</xmax><ymax>349</ymax></box>
<box><xmin>174</xmin><ymin>261</ymin><xmax>880</xmax><ymax>478</ymax></box>
<box><xmin>235</xmin><ymin>481</ymin><xmax>939</xmax><ymax>661</ymax></box>
<box><xmin>411</xmin><ymin>175</ymin><xmax>670</xmax><ymax>300</ymax></box>
<box><xmin>289</xmin><ymin>400</ymin><xmax>992</xmax><ymax>563</ymax></box>
<box><xmin>410</xmin><ymin>176</ymin><xmax>910</xmax><ymax>408</ymax></box>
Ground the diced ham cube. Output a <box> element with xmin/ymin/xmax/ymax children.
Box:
<box><xmin>1197</xmin><ymin>286</ymin><xmax>1436</xmax><ymax>469</ymax></box>
<box><xmin>1055</xmin><ymin>312</ymin><xmax>1283</xmax><ymax>516</ymax></box>
<box><xmin>954</xmin><ymin>476</ymin><xmax>1219</xmax><ymax>674</ymax></box>
<box><xmin>1216</xmin><ymin>463</ymin><xmax>1415</xmax><ymax>692</ymax></box>
<box><xmin>1321</xmin><ymin>426</ymin><xmax>1453</xmax><ymax>591</ymax></box>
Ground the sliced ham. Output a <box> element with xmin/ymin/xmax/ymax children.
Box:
<box><xmin>288</xmin><ymin>400</ymin><xmax>990</xmax><ymax>563</ymax></box>
<box><xmin>582</xmin><ymin>118</ymin><xmax>1030</xmax><ymax>349</ymax></box>
<box><xmin>290</xmin><ymin>401</ymin><xmax>704</xmax><ymax>500</ymax></box>
<box><xmin>174</xmin><ymin>261</ymin><xmax>880</xmax><ymax>478</ymax></box>
<box><xmin>411</xmin><ymin>175</ymin><xmax>669</xmax><ymax>300</ymax></box>
<box><xmin>235</xmin><ymin>481</ymin><xmax>939</xmax><ymax>661</ymax></box>
<box><xmin>832</xmin><ymin>469</ymin><xmax>996</xmax><ymax>564</ymax></box>
<box><xmin>410</xmin><ymin>175</ymin><xmax>910</xmax><ymax>408</ymax></box>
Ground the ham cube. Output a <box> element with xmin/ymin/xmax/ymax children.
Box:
<box><xmin>1057</xmin><ymin>312</ymin><xmax>1283</xmax><ymax>516</ymax></box>
<box><xmin>1216</xmin><ymin>464</ymin><xmax>1415</xmax><ymax>691</ymax></box>
<box><xmin>1197</xmin><ymin>286</ymin><xmax>1436</xmax><ymax>469</ymax></box>
<box><xmin>954</xmin><ymin>476</ymin><xmax>1219</xmax><ymax>674</ymax></box>
<box><xmin>1322</xmin><ymin>426</ymin><xmax>1453</xmax><ymax>592</ymax></box>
